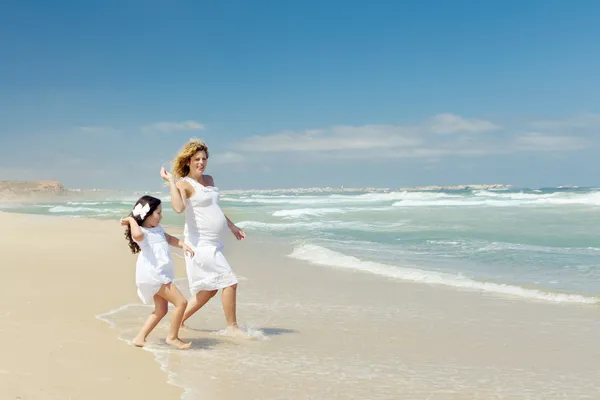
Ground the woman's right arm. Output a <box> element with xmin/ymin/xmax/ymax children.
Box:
<box><xmin>169</xmin><ymin>180</ymin><xmax>188</xmax><ymax>213</ymax></box>
<box><xmin>161</xmin><ymin>167</ymin><xmax>188</xmax><ymax>213</ymax></box>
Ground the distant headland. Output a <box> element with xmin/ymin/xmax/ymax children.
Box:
<box><xmin>0</xmin><ymin>180</ymin><xmax>66</xmax><ymax>199</ymax></box>
<box><xmin>0</xmin><ymin>181</ymin><xmax>116</xmax><ymax>202</ymax></box>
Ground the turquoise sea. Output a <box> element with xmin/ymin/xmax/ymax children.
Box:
<box><xmin>3</xmin><ymin>186</ymin><xmax>599</xmax><ymax>303</ymax></box>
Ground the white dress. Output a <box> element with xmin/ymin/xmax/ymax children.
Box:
<box><xmin>133</xmin><ymin>225</ymin><xmax>175</xmax><ymax>304</ymax></box>
<box><xmin>182</xmin><ymin>177</ymin><xmax>238</xmax><ymax>295</ymax></box>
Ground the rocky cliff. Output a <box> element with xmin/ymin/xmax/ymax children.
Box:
<box><xmin>0</xmin><ymin>180</ymin><xmax>66</xmax><ymax>199</ymax></box>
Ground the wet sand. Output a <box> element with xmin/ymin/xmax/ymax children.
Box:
<box><xmin>107</xmin><ymin>232</ymin><xmax>600</xmax><ymax>399</ymax></box>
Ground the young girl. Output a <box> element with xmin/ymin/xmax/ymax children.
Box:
<box><xmin>120</xmin><ymin>195</ymin><xmax>194</xmax><ymax>350</ymax></box>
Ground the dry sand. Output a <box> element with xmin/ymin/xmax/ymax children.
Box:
<box><xmin>0</xmin><ymin>212</ymin><xmax>182</xmax><ymax>399</ymax></box>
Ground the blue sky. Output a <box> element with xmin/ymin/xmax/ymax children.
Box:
<box><xmin>1</xmin><ymin>0</ymin><xmax>599</xmax><ymax>190</ymax></box>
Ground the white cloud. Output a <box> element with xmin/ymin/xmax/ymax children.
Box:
<box><xmin>212</xmin><ymin>151</ymin><xmax>246</xmax><ymax>164</ymax></box>
<box><xmin>427</xmin><ymin>113</ymin><xmax>501</xmax><ymax>134</ymax></box>
<box><xmin>228</xmin><ymin>113</ymin><xmax>592</xmax><ymax>162</ymax></box>
<box><xmin>232</xmin><ymin>114</ymin><xmax>498</xmax><ymax>156</ymax></box>
<box><xmin>238</xmin><ymin>124</ymin><xmax>422</xmax><ymax>153</ymax></box>
<box><xmin>142</xmin><ymin>120</ymin><xmax>205</xmax><ymax>133</ymax></box>
<box><xmin>235</xmin><ymin>114</ymin><xmax>500</xmax><ymax>154</ymax></box>
<box><xmin>513</xmin><ymin>133</ymin><xmax>588</xmax><ymax>151</ymax></box>
<box><xmin>529</xmin><ymin>113</ymin><xmax>600</xmax><ymax>131</ymax></box>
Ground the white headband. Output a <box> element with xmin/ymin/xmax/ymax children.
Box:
<box><xmin>132</xmin><ymin>203</ymin><xmax>151</xmax><ymax>220</ymax></box>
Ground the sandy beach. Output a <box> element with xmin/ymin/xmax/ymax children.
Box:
<box><xmin>3</xmin><ymin>210</ymin><xmax>600</xmax><ymax>399</ymax></box>
<box><xmin>0</xmin><ymin>212</ymin><xmax>182</xmax><ymax>399</ymax></box>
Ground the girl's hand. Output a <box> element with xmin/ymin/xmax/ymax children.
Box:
<box><xmin>229</xmin><ymin>224</ymin><xmax>246</xmax><ymax>240</ymax></box>
<box><xmin>160</xmin><ymin>166</ymin><xmax>174</xmax><ymax>182</ymax></box>
<box><xmin>120</xmin><ymin>217</ymin><xmax>131</xmax><ymax>226</ymax></box>
<box><xmin>183</xmin><ymin>244</ymin><xmax>195</xmax><ymax>258</ymax></box>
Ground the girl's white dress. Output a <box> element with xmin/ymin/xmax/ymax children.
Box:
<box><xmin>182</xmin><ymin>177</ymin><xmax>238</xmax><ymax>295</ymax></box>
<box><xmin>133</xmin><ymin>225</ymin><xmax>175</xmax><ymax>304</ymax></box>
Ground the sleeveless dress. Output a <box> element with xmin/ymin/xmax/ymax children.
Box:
<box><xmin>133</xmin><ymin>225</ymin><xmax>175</xmax><ymax>304</ymax></box>
<box><xmin>182</xmin><ymin>177</ymin><xmax>238</xmax><ymax>295</ymax></box>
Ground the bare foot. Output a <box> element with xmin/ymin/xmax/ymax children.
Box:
<box><xmin>222</xmin><ymin>325</ymin><xmax>249</xmax><ymax>338</ymax></box>
<box><xmin>132</xmin><ymin>336</ymin><xmax>147</xmax><ymax>347</ymax></box>
<box><xmin>215</xmin><ymin>325</ymin><xmax>266</xmax><ymax>340</ymax></box>
<box><xmin>166</xmin><ymin>337</ymin><xmax>191</xmax><ymax>350</ymax></box>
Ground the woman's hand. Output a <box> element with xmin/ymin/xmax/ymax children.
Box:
<box><xmin>229</xmin><ymin>224</ymin><xmax>246</xmax><ymax>240</ymax></box>
<box><xmin>182</xmin><ymin>243</ymin><xmax>195</xmax><ymax>258</ymax></box>
<box><xmin>160</xmin><ymin>166</ymin><xmax>174</xmax><ymax>183</ymax></box>
<box><xmin>120</xmin><ymin>217</ymin><xmax>132</xmax><ymax>226</ymax></box>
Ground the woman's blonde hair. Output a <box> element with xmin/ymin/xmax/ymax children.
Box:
<box><xmin>172</xmin><ymin>138</ymin><xmax>210</xmax><ymax>179</ymax></box>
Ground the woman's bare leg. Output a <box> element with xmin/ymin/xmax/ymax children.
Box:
<box><xmin>181</xmin><ymin>290</ymin><xmax>217</xmax><ymax>327</ymax></box>
<box><xmin>221</xmin><ymin>283</ymin><xmax>238</xmax><ymax>328</ymax></box>
<box><xmin>156</xmin><ymin>283</ymin><xmax>191</xmax><ymax>350</ymax></box>
<box><xmin>132</xmin><ymin>295</ymin><xmax>168</xmax><ymax>347</ymax></box>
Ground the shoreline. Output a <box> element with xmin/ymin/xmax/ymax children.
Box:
<box><xmin>2</xmin><ymin>207</ymin><xmax>598</xmax><ymax>305</ymax></box>
<box><xmin>108</xmin><ymin>223</ymin><xmax>600</xmax><ymax>399</ymax></box>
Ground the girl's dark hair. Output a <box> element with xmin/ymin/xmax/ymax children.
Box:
<box><xmin>125</xmin><ymin>195</ymin><xmax>162</xmax><ymax>254</ymax></box>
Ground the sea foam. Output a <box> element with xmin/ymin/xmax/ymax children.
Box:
<box><xmin>289</xmin><ymin>244</ymin><xmax>599</xmax><ymax>304</ymax></box>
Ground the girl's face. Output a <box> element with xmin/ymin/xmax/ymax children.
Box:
<box><xmin>143</xmin><ymin>204</ymin><xmax>162</xmax><ymax>227</ymax></box>
<box><xmin>187</xmin><ymin>150</ymin><xmax>208</xmax><ymax>176</ymax></box>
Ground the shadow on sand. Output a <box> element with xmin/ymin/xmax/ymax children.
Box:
<box><xmin>187</xmin><ymin>337</ymin><xmax>221</xmax><ymax>350</ymax></box>
<box><xmin>260</xmin><ymin>327</ymin><xmax>297</xmax><ymax>336</ymax></box>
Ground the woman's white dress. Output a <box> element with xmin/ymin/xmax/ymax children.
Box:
<box><xmin>182</xmin><ymin>177</ymin><xmax>238</xmax><ymax>295</ymax></box>
<box><xmin>134</xmin><ymin>225</ymin><xmax>175</xmax><ymax>304</ymax></box>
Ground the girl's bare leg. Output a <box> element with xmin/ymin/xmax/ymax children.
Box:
<box><xmin>181</xmin><ymin>290</ymin><xmax>217</xmax><ymax>327</ymax></box>
<box><xmin>132</xmin><ymin>295</ymin><xmax>168</xmax><ymax>347</ymax></box>
<box><xmin>221</xmin><ymin>283</ymin><xmax>238</xmax><ymax>329</ymax></box>
<box><xmin>156</xmin><ymin>283</ymin><xmax>191</xmax><ymax>349</ymax></box>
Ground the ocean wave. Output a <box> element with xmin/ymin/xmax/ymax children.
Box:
<box><xmin>474</xmin><ymin>190</ymin><xmax>600</xmax><ymax>205</ymax></box>
<box><xmin>229</xmin><ymin>191</ymin><xmax>462</xmax><ymax>205</ymax></box>
<box><xmin>289</xmin><ymin>244</ymin><xmax>599</xmax><ymax>304</ymax></box>
<box><xmin>237</xmin><ymin>219</ymin><xmax>408</xmax><ymax>233</ymax></box>
<box><xmin>425</xmin><ymin>239</ymin><xmax>600</xmax><ymax>255</ymax></box>
<box><xmin>66</xmin><ymin>201</ymin><xmax>99</xmax><ymax>205</ymax></box>
<box><xmin>272</xmin><ymin>208</ymin><xmax>348</xmax><ymax>218</ymax></box>
<box><xmin>227</xmin><ymin>189</ymin><xmax>600</xmax><ymax>208</ymax></box>
<box><xmin>48</xmin><ymin>206</ymin><xmax>122</xmax><ymax>214</ymax></box>
<box><xmin>393</xmin><ymin>191</ymin><xmax>600</xmax><ymax>207</ymax></box>
<box><xmin>272</xmin><ymin>206</ymin><xmax>390</xmax><ymax>218</ymax></box>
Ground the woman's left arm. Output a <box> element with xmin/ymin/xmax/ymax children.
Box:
<box><xmin>225</xmin><ymin>215</ymin><xmax>246</xmax><ymax>240</ymax></box>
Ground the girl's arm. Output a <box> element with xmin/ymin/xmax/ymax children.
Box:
<box><xmin>164</xmin><ymin>232</ymin><xmax>195</xmax><ymax>258</ymax></box>
<box><xmin>161</xmin><ymin>167</ymin><xmax>188</xmax><ymax>213</ymax></box>
<box><xmin>164</xmin><ymin>232</ymin><xmax>184</xmax><ymax>248</ymax></box>
<box><xmin>121</xmin><ymin>216</ymin><xmax>144</xmax><ymax>242</ymax></box>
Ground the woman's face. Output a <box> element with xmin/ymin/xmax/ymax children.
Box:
<box><xmin>187</xmin><ymin>150</ymin><xmax>208</xmax><ymax>175</ymax></box>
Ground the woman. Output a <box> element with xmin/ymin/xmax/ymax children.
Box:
<box><xmin>160</xmin><ymin>139</ymin><xmax>246</xmax><ymax>331</ymax></box>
